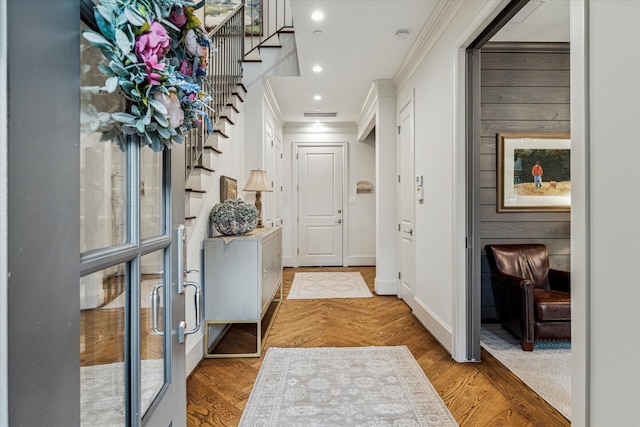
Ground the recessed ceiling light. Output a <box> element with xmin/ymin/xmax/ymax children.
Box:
<box><xmin>312</xmin><ymin>65</ymin><xmax>322</xmax><ymax>73</ymax></box>
<box><xmin>311</xmin><ymin>11</ymin><xmax>324</xmax><ymax>21</ymax></box>
<box><xmin>313</xmin><ymin>30</ymin><xmax>323</xmax><ymax>37</ymax></box>
<box><xmin>313</xmin><ymin>95</ymin><xmax>322</xmax><ymax>101</ymax></box>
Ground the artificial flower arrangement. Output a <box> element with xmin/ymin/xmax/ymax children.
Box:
<box><xmin>83</xmin><ymin>0</ymin><xmax>215</xmax><ymax>151</ymax></box>
<box><xmin>209</xmin><ymin>199</ymin><xmax>259</xmax><ymax>236</ymax></box>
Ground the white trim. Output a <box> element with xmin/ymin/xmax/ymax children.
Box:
<box><xmin>450</xmin><ymin>0</ymin><xmax>510</xmax><ymax>363</ymax></box>
<box><xmin>570</xmin><ymin>1</ymin><xmax>589</xmax><ymax>424</ymax></box>
<box><xmin>285</xmin><ymin>122</ymin><xmax>357</xmax><ymax>134</ymax></box>
<box><xmin>263</xmin><ymin>79</ymin><xmax>285</xmax><ymax>128</ymax></box>
<box><xmin>293</xmin><ymin>142</ymin><xmax>348</xmax><ymax>267</ymax></box>
<box><xmin>355</xmin><ymin>83</ymin><xmax>377</xmax><ymax>141</ymax></box>
<box><xmin>345</xmin><ymin>256</ymin><xmax>376</xmax><ymax>266</ymax></box>
<box><xmin>185</xmin><ymin>333</ymin><xmax>204</xmax><ymax>376</ymax></box>
<box><xmin>0</xmin><ymin>0</ymin><xmax>7</xmax><ymax>422</ymax></box>
<box><xmin>394</xmin><ymin>0</ymin><xmax>465</xmax><ymax>93</ymax></box>
<box><xmin>373</xmin><ymin>278</ymin><xmax>397</xmax><ymax>296</ymax></box>
<box><xmin>413</xmin><ymin>296</ymin><xmax>453</xmax><ymax>353</ymax></box>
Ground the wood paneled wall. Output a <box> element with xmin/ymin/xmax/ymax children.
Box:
<box><xmin>480</xmin><ymin>43</ymin><xmax>571</xmax><ymax>321</ymax></box>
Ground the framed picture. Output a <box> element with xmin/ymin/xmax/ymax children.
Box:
<box><xmin>204</xmin><ymin>0</ymin><xmax>262</xmax><ymax>36</ymax></box>
<box><xmin>497</xmin><ymin>133</ymin><xmax>571</xmax><ymax>212</ymax></box>
<box><xmin>220</xmin><ymin>176</ymin><xmax>237</xmax><ymax>202</ymax></box>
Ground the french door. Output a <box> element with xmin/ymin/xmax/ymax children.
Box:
<box><xmin>80</xmin><ymin>21</ymin><xmax>187</xmax><ymax>427</ymax></box>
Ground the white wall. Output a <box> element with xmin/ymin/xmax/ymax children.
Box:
<box><xmin>0</xmin><ymin>1</ymin><xmax>7</xmax><ymax>422</ymax></box>
<box><xmin>184</xmin><ymin>105</ymin><xmax>245</xmax><ymax>375</ymax></box>
<box><xmin>394</xmin><ymin>1</ymin><xmax>496</xmax><ymax>351</ymax></box>
<box><xmin>282</xmin><ymin>122</ymin><xmax>376</xmax><ymax>267</ymax></box>
<box><xmin>572</xmin><ymin>1</ymin><xmax>640</xmax><ymax>425</ymax></box>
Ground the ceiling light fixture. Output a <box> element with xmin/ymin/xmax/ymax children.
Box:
<box><xmin>311</xmin><ymin>11</ymin><xmax>324</xmax><ymax>21</ymax></box>
<box><xmin>395</xmin><ymin>29</ymin><xmax>410</xmax><ymax>39</ymax></box>
<box><xmin>313</xmin><ymin>95</ymin><xmax>322</xmax><ymax>101</ymax></box>
<box><xmin>312</xmin><ymin>65</ymin><xmax>322</xmax><ymax>73</ymax></box>
<box><xmin>313</xmin><ymin>30</ymin><xmax>323</xmax><ymax>37</ymax></box>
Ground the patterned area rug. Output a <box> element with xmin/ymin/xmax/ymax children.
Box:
<box><xmin>239</xmin><ymin>346</ymin><xmax>458</xmax><ymax>426</ymax></box>
<box><xmin>480</xmin><ymin>324</ymin><xmax>571</xmax><ymax>420</ymax></box>
<box><xmin>288</xmin><ymin>272</ymin><xmax>373</xmax><ymax>299</ymax></box>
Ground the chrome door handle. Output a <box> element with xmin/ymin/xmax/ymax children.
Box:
<box><xmin>403</xmin><ymin>229</ymin><xmax>413</xmax><ymax>236</ymax></box>
<box><xmin>151</xmin><ymin>283</ymin><xmax>164</xmax><ymax>336</ymax></box>
<box><xmin>177</xmin><ymin>225</ymin><xmax>186</xmax><ymax>294</ymax></box>
<box><xmin>336</xmin><ymin>219</ymin><xmax>342</xmax><ymax>224</ymax></box>
<box><xmin>178</xmin><ymin>281</ymin><xmax>202</xmax><ymax>344</ymax></box>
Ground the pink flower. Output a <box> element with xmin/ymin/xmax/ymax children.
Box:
<box><xmin>169</xmin><ymin>7</ymin><xmax>188</xmax><ymax>27</ymax></box>
<box><xmin>135</xmin><ymin>21</ymin><xmax>170</xmax><ymax>62</ymax></box>
<box><xmin>144</xmin><ymin>54</ymin><xmax>166</xmax><ymax>85</ymax></box>
<box><xmin>179</xmin><ymin>59</ymin><xmax>193</xmax><ymax>76</ymax></box>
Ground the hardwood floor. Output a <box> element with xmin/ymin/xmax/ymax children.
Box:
<box><xmin>187</xmin><ymin>266</ymin><xmax>570</xmax><ymax>426</ymax></box>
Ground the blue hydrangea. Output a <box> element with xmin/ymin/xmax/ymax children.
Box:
<box><xmin>209</xmin><ymin>199</ymin><xmax>258</xmax><ymax>236</ymax></box>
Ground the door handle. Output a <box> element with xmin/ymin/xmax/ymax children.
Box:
<box><xmin>151</xmin><ymin>283</ymin><xmax>164</xmax><ymax>336</ymax></box>
<box><xmin>336</xmin><ymin>219</ymin><xmax>342</xmax><ymax>224</ymax></box>
<box><xmin>178</xmin><ymin>281</ymin><xmax>202</xmax><ymax>344</ymax></box>
<box><xmin>403</xmin><ymin>229</ymin><xmax>413</xmax><ymax>236</ymax></box>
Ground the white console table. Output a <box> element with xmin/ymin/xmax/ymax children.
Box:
<box><xmin>203</xmin><ymin>226</ymin><xmax>283</xmax><ymax>358</ymax></box>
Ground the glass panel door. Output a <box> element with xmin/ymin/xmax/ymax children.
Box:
<box><xmin>79</xmin><ymin>18</ymin><xmax>186</xmax><ymax>427</ymax></box>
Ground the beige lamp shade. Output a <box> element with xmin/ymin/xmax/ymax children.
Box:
<box><xmin>243</xmin><ymin>169</ymin><xmax>273</xmax><ymax>192</ymax></box>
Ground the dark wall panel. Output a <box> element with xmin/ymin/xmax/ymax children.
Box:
<box><xmin>480</xmin><ymin>43</ymin><xmax>571</xmax><ymax>321</ymax></box>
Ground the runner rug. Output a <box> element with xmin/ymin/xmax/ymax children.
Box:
<box><xmin>288</xmin><ymin>272</ymin><xmax>373</xmax><ymax>299</ymax></box>
<box><xmin>239</xmin><ymin>346</ymin><xmax>458</xmax><ymax>426</ymax></box>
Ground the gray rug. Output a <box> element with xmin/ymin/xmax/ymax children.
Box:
<box><xmin>239</xmin><ymin>346</ymin><xmax>458</xmax><ymax>426</ymax></box>
<box><xmin>480</xmin><ymin>324</ymin><xmax>571</xmax><ymax>420</ymax></box>
<box><xmin>288</xmin><ymin>272</ymin><xmax>373</xmax><ymax>299</ymax></box>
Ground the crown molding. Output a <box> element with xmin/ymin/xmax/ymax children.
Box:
<box><xmin>355</xmin><ymin>80</ymin><xmax>395</xmax><ymax>141</ymax></box>
<box><xmin>284</xmin><ymin>122</ymin><xmax>357</xmax><ymax>134</ymax></box>
<box><xmin>394</xmin><ymin>0</ymin><xmax>465</xmax><ymax>90</ymax></box>
<box><xmin>263</xmin><ymin>79</ymin><xmax>285</xmax><ymax>127</ymax></box>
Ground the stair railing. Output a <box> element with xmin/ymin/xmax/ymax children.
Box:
<box><xmin>245</xmin><ymin>0</ymin><xmax>294</xmax><ymax>57</ymax></box>
<box><xmin>185</xmin><ymin>4</ymin><xmax>245</xmax><ymax>178</ymax></box>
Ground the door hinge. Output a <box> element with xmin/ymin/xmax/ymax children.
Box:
<box><xmin>296</xmin><ymin>153</ymin><xmax>299</xmax><ymax>159</ymax></box>
<box><xmin>398</xmin><ymin>175</ymin><xmax>401</xmax><ymax>183</ymax></box>
<box><xmin>297</xmin><ymin>217</ymin><xmax>299</xmax><ymax>223</ymax></box>
<box><xmin>271</xmin><ymin>181</ymin><xmax>274</xmax><ymax>188</ymax></box>
<box><xmin>398</xmin><ymin>272</ymin><xmax>401</xmax><ymax>279</ymax></box>
<box><xmin>297</xmin><ymin>185</ymin><xmax>299</xmax><ymax>191</ymax></box>
<box><xmin>281</xmin><ymin>153</ymin><xmax>283</xmax><ymax>159</ymax></box>
<box><xmin>398</xmin><ymin>224</ymin><xmax>401</xmax><ymax>232</ymax></box>
<box><xmin>397</xmin><ymin>126</ymin><xmax>401</xmax><ymax>134</ymax></box>
<box><xmin>297</xmin><ymin>248</ymin><xmax>299</xmax><ymax>254</ymax></box>
<box><xmin>466</xmin><ymin>237</ymin><xmax>471</xmax><ymax>248</ymax></box>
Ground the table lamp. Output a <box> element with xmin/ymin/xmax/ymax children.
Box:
<box><xmin>243</xmin><ymin>169</ymin><xmax>273</xmax><ymax>228</ymax></box>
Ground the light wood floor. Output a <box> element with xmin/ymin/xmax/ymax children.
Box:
<box><xmin>187</xmin><ymin>266</ymin><xmax>570</xmax><ymax>426</ymax></box>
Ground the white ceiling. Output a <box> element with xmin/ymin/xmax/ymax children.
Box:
<box><xmin>268</xmin><ymin>0</ymin><xmax>569</xmax><ymax>124</ymax></box>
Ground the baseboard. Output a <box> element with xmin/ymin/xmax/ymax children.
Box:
<box><xmin>186</xmin><ymin>332</ymin><xmax>204</xmax><ymax>376</ymax></box>
<box><xmin>346</xmin><ymin>256</ymin><xmax>375</xmax><ymax>266</ymax></box>
<box><xmin>374</xmin><ymin>277</ymin><xmax>398</xmax><ymax>295</ymax></box>
<box><xmin>283</xmin><ymin>256</ymin><xmax>294</xmax><ymax>267</ymax></box>
<box><xmin>412</xmin><ymin>296</ymin><xmax>453</xmax><ymax>354</ymax></box>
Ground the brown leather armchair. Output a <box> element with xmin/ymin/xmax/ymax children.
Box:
<box><xmin>485</xmin><ymin>244</ymin><xmax>571</xmax><ymax>351</ymax></box>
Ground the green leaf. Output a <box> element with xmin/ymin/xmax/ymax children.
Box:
<box><xmin>97</xmin><ymin>65</ymin><xmax>115</xmax><ymax>76</ymax></box>
<box><xmin>136</xmin><ymin>119</ymin><xmax>146</xmax><ymax>134</ymax></box>
<box><xmin>103</xmin><ymin>76</ymin><xmax>118</xmax><ymax>93</ymax></box>
<box><xmin>124</xmin><ymin>8</ymin><xmax>146</xmax><ymax>27</ymax></box>
<box><xmin>94</xmin><ymin>10</ymin><xmax>115</xmax><ymax>41</ymax></box>
<box><xmin>148</xmin><ymin>98</ymin><xmax>168</xmax><ymax>115</ymax></box>
<box><xmin>120</xmin><ymin>81</ymin><xmax>135</xmax><ymax>95</ymax></box>
<box><xmin>82</xmin><ymin>30</ymin><xmax>112</xmax><ymax>47</ymax></box>
<box><xmin>157</xmin><ymin>126</ymin><xmax>170</xmax><ymax>139</ymax></box>
<box><xmin>112</xmin><ymin>112</ymin><xmax>137</xmax><ymax>123</ymax></box>
<box><xmin>122</xmin><ymin>124</ymin><xmax>138</xmax><ymax>135</ymax></box>
<box><xmin>153</xmin><ymin>112</ymin><xmax>169</xmax><ymax>128</ymax></box>
<box><xmin>115</xmin><ymin>29</ymin><xmax>132</xmax><ymax>55</ymax></box>
<box><xmin>110</xmin><ymin>61</ymin><xmax>128</xmax><ymax>77</ymax></box>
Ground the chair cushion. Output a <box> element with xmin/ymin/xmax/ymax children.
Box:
<box><xmin>533</xmin><ymin>289</ymin><xmax>571</xmax><ymax>321</ymax></box>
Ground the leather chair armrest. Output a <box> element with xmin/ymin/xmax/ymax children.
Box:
<box><xmin>549</xmin><ymin>268</ymin><xmax>571</xmax><ymax>293</ymax></box>
<box><xmin>493</xmin><ymin>269</ymin><xmax>531</xmax><ymax>289</ymax></box>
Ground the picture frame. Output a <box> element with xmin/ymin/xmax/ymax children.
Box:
<box><xmin>220</xmin><ymin>176</ymin><xmax>238</xmax><ymax>202</ymax></box>
<box><xmin>204</xmin><ymin>0</ymin><xmax>262</xmax><ymax>36</ymax></box>
<box><xmin>497</xmin><ymin>133</ymin><xmax>571</xmax><ymax>212</ymax></box>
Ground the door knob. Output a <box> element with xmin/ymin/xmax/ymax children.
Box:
<box><xmin>336</xmin><ymin>219</ymin><xmax>342</xmax><ymax>224</ymax></box>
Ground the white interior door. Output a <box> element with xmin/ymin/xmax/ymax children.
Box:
<box><xmin>399</xmin><ymin>99</ymin><xmax>416</xmax><ymax>309</ymax></box>
<box><xmin>297</xmin><ymin>144</ymin><xmax>344</xmax><ymax>266</ymax></box>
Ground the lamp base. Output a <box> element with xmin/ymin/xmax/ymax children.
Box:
<box><xmin>255</xmin><ymin>191</ymin><xmax>263</xmax><ymax>228</ymax></box>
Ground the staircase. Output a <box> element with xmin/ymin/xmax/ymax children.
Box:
<box><xmin>183</xmin><ymin>1</ymin><xmax>296</xmax><ymax>238</ymax></box>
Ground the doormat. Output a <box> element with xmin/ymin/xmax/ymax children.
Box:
<box><xmin>239</xmin><ymin>346</ymin><xmax>458</xmax><ymax>426</ymax></box>
<box><xmin>287</xmin><ymin>272</ymin><xmax>373</xmax><ymax>299</ymax></box>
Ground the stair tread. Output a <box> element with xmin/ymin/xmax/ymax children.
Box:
<box><xmin>186</xmin><ymin>215</ymin><xmax>196</xmax><ymax>220</ymax></box>
<box><xmin>219</xmin><ymin>115</ymin><xmax>235</xmax><ymax>125</ymax></box>
<box><xmin>194</xmin><ymin>165</ymin><xmax>215</xmax><ymax>173</ymax></box>
<box><xmin>232</xmin><ymin>91</ymin><xmax>244</xmax><ymax>103</ymax></box>
<box><xmin>186</xmin><ymin>188</ymin><xmax>206</xmax><ymax>193</ymax></box>
<box><xmin>237</xmin><ymin>83</ymin><xmax>248</xmax><ymax>93</ymax></box>
<box><xmin>225</xmin><ymin>104</ymin><xmax>240</xmax><ymax>114</ymax></box>
<box><xmin>205</xmin><ymin>145</ymin><xmax>223</xmax><ymax>154</ymax></box>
